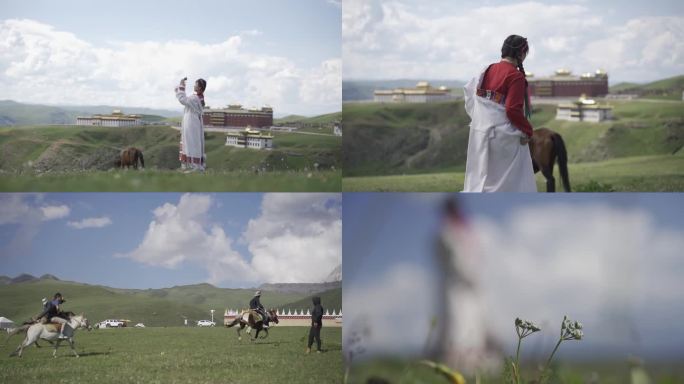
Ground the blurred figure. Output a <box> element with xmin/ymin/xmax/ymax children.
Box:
<box><xmin>432</xmin><ymin>198</ymin><xmax>501</xmax><ymax>374</ymax></box>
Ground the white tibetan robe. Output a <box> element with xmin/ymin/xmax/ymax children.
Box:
<box><xmin>176</xmin><ymin>87</ymin><xmax>205</xmax><ymax>170</ymax></box>
<box><xmin>462</xmin><ymin>68</ymin><xmax>537</xmax><ymax>192</ymax></box>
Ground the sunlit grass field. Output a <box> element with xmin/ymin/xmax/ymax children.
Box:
<box><xmin>0</xmin><ymin>327</ymin><xmax>342</xmax><ymax>384</ymax></box>
<box><xmin>0</xmin><ymin>169</ymin><xmax>341</xmax><ymax>192</ymax></box>
<box><xmin>342</xmin><ymin>154</ymin><xmax>684</xmax><ymax>192</ymax></box>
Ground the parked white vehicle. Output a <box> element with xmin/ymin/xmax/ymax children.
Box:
<box><xmin>99</xmin><ymin>319</ymin><xmax>125</xmax><ymax>328</ymax></box>
<box><xmin>197</xmin><ymin>320</ymin><xmax>215</xmax><ymax>327</ymax></box>
<box><xmin>134</xmin><ymin>323</ymin><xmax>145</xmax><ymax>328</ymax></box>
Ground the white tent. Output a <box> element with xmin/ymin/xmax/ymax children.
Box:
<box><xmin>0</xmin><ymin>316</ymin><xmax>16</xmax><ymax>329</ymax></box>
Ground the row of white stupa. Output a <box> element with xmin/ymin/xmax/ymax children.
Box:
<box><xmin>224</xmin><ymin>308</ymin><xmax>343</xmax><ymax>317</ymax></box>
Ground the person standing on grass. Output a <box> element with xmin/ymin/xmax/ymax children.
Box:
<box><xmin>175</xmin><ymin>77</ymin><xmax>207</xmax><ymax>172</ymax></box>
<box><xmin>463</xmin><ymin>34</ymin><xmax>537</xmax><ymax>192</ymax></box>
<box><xmin>306</xmin><ymin>296</ymin><xmax>324</xmax><ymax>354</ymax></box>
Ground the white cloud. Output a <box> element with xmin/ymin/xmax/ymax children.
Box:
<box><xmin>116</xmin><ymin>194</ymin><xmax>255</xmax><ymax>284</ymax></box>
<box><xmin>243</xmin><ymin>193</ymin><xmax>342</xmax><ymax>283</ymax></box>
<box><xmin>117</xmin><ymin>193</ymin><xmax>342</xmax><ymax>286</ymax></box>
<box><xmin>67</xmin><ymin>216</ymin><xmax>112</xmax><ymax>229</ymax></box>
<box><xmin>0</xmin><ymin>194</ymin><xmax>34</xmax><ymax>225</ymax></box>
<box><xmin>343</xmin><ymin>1</ymin><xmax>684</xmax><ymax>82</ymax></box>
<box><xmin>470</xmin><ymin>204</ymin><xmax>684</xmax><ymax>349</ymax></box>
<box><xmin>0</xmin><ymin>194</ymin><xmax>69</xmax><ymax>256</ymax></box>
<box><xmin>0</xmin><ymin>19</ymin><xmax>341</xmax><ymax>115</ymax></box>
<box><xmin>40</xmin><ymin>205</ymin><xmax>70</xmax><ymax>221</ymax></box>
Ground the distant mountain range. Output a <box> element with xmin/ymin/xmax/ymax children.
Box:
<box><xmin>343</xmin><ymin>79</ymin><xmax>466</xmax><ymax>101</ymax></box>
<box><xmin>0</xmin><ymin>274</ymin><xmax>342</xmax><ymax>326</ymax></box>
<box><xmin>0</xmin><ymin>100</ymin><xmax>180</xmax><ymax>126</ymax></box>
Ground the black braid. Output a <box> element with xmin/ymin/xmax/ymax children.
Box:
<box><xmin>501</xmin><ymin>35</ymin><xmax>531</xmax><ymax>119</ymax></box>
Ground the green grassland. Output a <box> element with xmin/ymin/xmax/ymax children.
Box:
<box><xmin>0</xmin><ymin>169</ymin><xmax>341</xmax><ymax>192</ymax></box>
<box><xmin>0</xmin><ymin>124</ymin><xmax>341</xmax><ymax>191</ymax></box>
<box><xmin>347</xmin><ymin>359</ymin><xmax>683</xmax><ymax>384</ymax></box>
<box><xmin>0</xmin><ymin>327</ymin><xmax>342</xmax><ymax>384</ymax></box>
<box><xmin>0</xmin><ymin>279</ymin><xmax>342</xmax><ymax>327</ymax></box>
<box><xmin>343</xmin><ymin>153</ymin><xmax>684</xmax><ymax>192</ymax></box>
<box><xmin>342</xmin><ymin>97</ymin><xmax>684</xmax><ymax>191</ymax></box>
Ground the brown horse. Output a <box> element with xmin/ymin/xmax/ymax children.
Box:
<box><xmin>529</xmin><ymin>128</ymin><xmax>571</xmax><ymax>192</ymax></box>
<box><xmin>120</xmin><ymin>147</ymin><xmax>145</xmax><ymax>169</ymax></box>
<box><xmin>225</xmin><ymin>309</ymin><xmax>279</xmax><ymax>341</ymax></box>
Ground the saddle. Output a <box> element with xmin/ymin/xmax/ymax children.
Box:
<box><xmin>246</xmin><ymin>310</ymin><xmax>263</xmax><ymax>323</ymax></box>
<box><xmin>45</xmin><ymin>322</ymin><xmax>74</xmax><ymax>337</ymax></box>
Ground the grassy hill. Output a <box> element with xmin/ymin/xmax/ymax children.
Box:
<box><xmin>277</xmin><ymin>287</ymin><xmax>342</xmax><ymax>313</ymax></box>
<box><xmin>610</xmin><ymin>75</ymin><xmax>684</xmax><ymax>100</ymax></box>
<box><xmin>274</xmin><ymin>111</ymin><xmax>342</xmax><ymax>135</ymax></box>
<box><xmin>343</xmin><ymin>101</ymin><xmax>473</xmax><ymax>177</ymax></box>
<box><xmin>343</xmin><ymin>98</ymin><xmax>684</xmax><ymax>178</ymax></box>
<box><xmin>0</xmin><ymin>124</ymin><xmax>341</xmax><ymax>174</ymax></box>
<box><xmin>0</xmin><ymin>277</ymin><xmax>342</xmax><ymax>327</ymax></box>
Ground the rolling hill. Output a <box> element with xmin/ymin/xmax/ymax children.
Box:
<box><xmin>343</xmin><ymin>98</ymin><xmax>684</xmax><ymax>177</ymax></box>
<box><xmin>277</xmin><ymin>287</ymin><xmax>342</xmax><ymax>314</ymax></box>
<box><xmin>0</xmin><ymin>100</ymin><xmax>179</xmax><ymax>126</ymax></box>
<box><xmin>609</xmin><ymin>74</ymin><xmax>684</xmax><ymax>100</ymax></box>
<box><xmin>275</xmin><ymin>112</ymin><xmax>341</xmax><ymax>125</ymax></box>
<box><xmin>0</xmin><ymin>275</ymin><xmax>342</xmax><ymax>327</ymax></box>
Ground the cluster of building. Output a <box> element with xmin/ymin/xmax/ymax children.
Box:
<box><xmin>556</xmin><ymin>95</ymin><xmax>613</xmax><ymax>122</ymax></box>
<box><xmin>203</xmin><ymin>104</ymin><xmax>273</xmax><ymax>128</ymax></box>
<box><xmin>225</xmin><ymin>128</ymin><xmax>274</xmax><ymax>150</ymax></box>
<box><xmin>223</xmin><ymin>308</ymin><xmax>342</xmax><ymax>327</ymax></box>
<box><xmin>528</xmin><ymin>68</ymin><xmax>609</xmax><ymax>98</ymax></box>
<box><xmin>76</xmin><ymin>110</ymin><xmax>142</xmax><ymax>127</ymax></box>
<box><xmin>374</xmin><ymin>81</ymin><xmax>455</xmax><ymax>103</ymax></box>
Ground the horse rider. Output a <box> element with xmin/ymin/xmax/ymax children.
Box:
<box><xmin>34</xmin><ymin>292</ymin><xmax>69</xmax><ymax>339</ymax></box>
<box><xmin>249</xmin><ymin>290</ymin><xmax>269</xmax><ymax>329</ymax></box>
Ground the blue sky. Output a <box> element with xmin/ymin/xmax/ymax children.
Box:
<box><xmin>0</xmin><ymin>193</ymin><xmax>342</xmax><ymax>289</ymax></box>
<box><xmin>344</xmin><ymin>193</ymin><xmax>684</xmax><ymax>360</ymax></box>
<box><xmin>343</xmin><ymin>0</ymin><xmax>684</xmax><ymax>83</ymax></box>
<box><xmin>0</xmin><ymin>0</ymin><xmax>341</xmax><ymax>115</ymax></box>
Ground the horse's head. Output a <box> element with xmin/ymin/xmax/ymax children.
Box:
<box><xmin>268</xmin><ymin>309</ymin><xmax>279</xmax><ymax>324</ymax></box>
<box><xmin>70</xmin><ymin>313</ymin><xmax>89</xmax><ymax>329</ymax></box>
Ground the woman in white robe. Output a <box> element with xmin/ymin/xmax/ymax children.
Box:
<box><xmin>175</xmin><ymin>78</ymin><xmax>207</xmax><ymax>172</ymax></box>
<box><xmin>462</xmin><ymin>35</ymin><xmax>537</xmax><ymax>192</ymax></box>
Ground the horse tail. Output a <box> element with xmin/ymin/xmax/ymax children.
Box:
<box><xmin>225</xmin><ymin>318</ymin><xmax>238</xmax><ymax>328</ymax></box>
<box><xmin>552</xmin><ymin>133</ymin><xmax>571</xmax><ymax>192</ymax></box>
<box><xmin>138</xmin><ymin>150</ymin><xmax>145</xmax><ymax>168</ymax></box>
<box><xmin>5</xmin><ymin>324</ymin><xmax>30</xmax><ymax>343</ymax></box>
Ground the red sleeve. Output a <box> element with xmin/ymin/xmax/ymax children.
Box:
<box><xmin>505</xmin><ymin>75</ymin><xmax>533</xmax><ymax>137</ymax></box>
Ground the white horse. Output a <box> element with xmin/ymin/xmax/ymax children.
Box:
<box><xmin>10</xmin><ymin>314</ymin><xmax>89</xmax><ymax>358</ymax></box>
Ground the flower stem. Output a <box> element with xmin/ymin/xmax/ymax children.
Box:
<box><xmin>514</xmin><ymin>336</ymin><xmax>522</xmax><ymax>384</ymax></box>
<box><xmin>540</xmin><ymin>338</ymin><xmax>562</xmax><ymax>383</ymax></box>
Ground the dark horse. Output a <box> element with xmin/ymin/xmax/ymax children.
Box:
<box><xmin>529</xmin><ymin>128</ymin><xmax>571</xmax><ymax>192</ymax></box>
<box><xmin>225</xmin><ymin>309</ymin><xmax>279</xmax><ymax>341</ymax></box>
<box><xmin>119</xmin><ymin>147</ymin><xmax>145</xmax><ymax>169</ymax></box>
